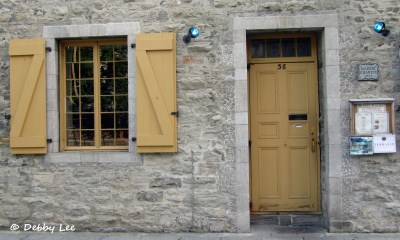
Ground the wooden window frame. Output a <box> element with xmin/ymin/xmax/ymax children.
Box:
<box><xmin>59</xmin><ymin>38</ymin><xmax>129</xmax><ymax>151</ymax></box>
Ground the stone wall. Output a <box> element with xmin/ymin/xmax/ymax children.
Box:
<box><xmin>338</xmin><ymin>0</ymin><xmax>400</xmax><ymax>233</ymax></box>
<box><xmin>0</xmin><ymin>0</ymin><xmax>399</xmax><ymax>233</ymax></box>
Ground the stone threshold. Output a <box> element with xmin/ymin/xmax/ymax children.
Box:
<box><xmin>251</xmin><ymin>213</ymin><xmax>323</xmax><ymax>227</ymax></box>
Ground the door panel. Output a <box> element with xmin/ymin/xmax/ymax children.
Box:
<box><xmin>259</xmin><ymin>123</ymin><xmax>279</xmax><ymax>139</ymax></box>
<box><xmin>288</xmin><ymin>71</ymin><xmax>308</xmax><ymax>113</ymax></box>
<box><xmin>288</xmin><ymin>146</ymin><xmax>310</xmax><ymax>198</ymax></box>
<box><xmin>250</xmin><ymin>62</ymin><xmax>319</xmax><ymax>212</ymax></box>
<box><xmin>257</xmin><ymin>71</ymin><xmax>279</xmax><ymax>113</ymax></box>
<box><xmin>259</xmin><ymin>147</ymin><xmax>280</xmax><ymax>199</ymax></box>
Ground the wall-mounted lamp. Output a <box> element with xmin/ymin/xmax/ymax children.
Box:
<box><xmin>183</xmin><ymin>27</ymin><xmax>199</xmax><ymax>44</ymax></box>
<box><xmin>374</xmin><ymin>22</ymin><xmax>390</xmax><ymax>37</ymax></box>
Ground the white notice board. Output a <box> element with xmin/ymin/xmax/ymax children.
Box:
<box><xmin>355</xmin><ymin>104</ymin><xmax>389</xmax><ymax>135</ymax></box>
<box><xmin>373</xmin><ymin>134</ymin><xmax>396</xmax><ymax>153</ymax></box>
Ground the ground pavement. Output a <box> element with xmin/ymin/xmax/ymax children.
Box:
<box><xmin>1</xmin><ymin>225</ymin><xmax>399</xmax><ymax>240</ymax></box>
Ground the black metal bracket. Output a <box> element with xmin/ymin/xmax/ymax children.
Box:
<box><xmin>4</xmin><ymin>113</ymin><xmax>11</xmax><ymax>120</ymax></box>
<box><xmin>131</xmin><ymin>43</ymin><xmax>136</xmax><ymax>48</ymax></box>
<box><xmin>131</xmin><ymin>137</ymin><xmax>137</xmax><ymax>142</ymax></box>
<box><xmin>46</xmin><ymin>47</ymin><xmax>52</xmax><ymax>52</ymax></box>
<box><xmin>171</xmin><ymin>111</ymin><xmax>179</xmax><ymax>117</ymax></box>
<box><xmin>47</xmin><ymin>139</ymin><xmax>53</xmax><ymax>143</ymax></box>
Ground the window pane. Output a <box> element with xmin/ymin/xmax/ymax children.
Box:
<box><xmin>116</xmin><ymin>130</ymin><xmax>128</xmax><ymax>146</ymax></box>
<box><xmin>116</xmin><ymin>113</ymin><xmax>128</xmax><ymax>128</ymax></box>
<box><xmin>266</xmin><ymin>39</ymin><xmax>280</xmax><ymax>58</ymax></box>
<box><xmin>114</xmin><ymin>45</ymin><xmax>127</xmax><ymax>60</ymax></box>
<box><xmin>67</xmin><ymin>130</ymin><xmax>80</xmax><ymax>146</ymax></box>
<box><xmin>101</xmin><ymin>113</ymin><xmax>114</xmax><ymax>129</ymax></box>
<box><xmin>115</xmin><ymin>62</ymin><xmax>128</xmax><ymax>77</ymax></box>
<box><xmin>101</xmin><ymin>130</ymin><xmax>115</xmax><ymax>146</ymax></box>
<box><xmin>66</xmin><ymin>47</ymin><xmax>79</xmax><ymax>63</ymax></box>
<box><xmin>81</xmin><ymin>80</ymin><xmax>94</xmax><ymax>96</ymax></box>
<box><xmin>66</xmin><ymin>63</ymin><xmax>79</xmax><ymax>79</ymax></box>
<box><xmin>66</xmin><ymin>80</ymin><xmax>79</xmax><ymax>97</ymax></box>
<box><xmin>297</xmin><ymin>38</ymin><xmax>311</xmax><ymax>57</ymax></box>
<box><xmin>81</xmin><ymin>114</ymin><xmax>94</xmax><ymax>129</ymax></box>
<box><xmin>81</xmin><ymin>131</ymin><xmax>95</xmax><ymax>146</ymax></box>
<box><xmin>101</xmin><ymin>79</ymin><xmax>114</xmax><ymax>95</ymax></box>
<box><xmin>81</xmin><ymin>63</ymin><xmax>93</xmax><ymax>78</ymax></box>
<box><xmin>80</xmin><ymin>47</ymin><xmax>93</xmax><ymax>61</ymax></box>
<box><xmin>66</xmin><ymin>114</ymin><xmax>80</xmax><ymax>129</ymax></box>
<box><xmin>250</xmin><ymin>39</ymin><xmax>265</xmax><ymax>58</ymax></box>
<box><xmin>101</xmin><ymin>96</ymin><xmax>114</xmax><ymax>112</ymax></box>
<box><xmin>66</xmin><ymin>97</ymin><xmax>79</xmax><ymax>113</ymax></box>
<box><xmin>115</xmin><ymin>79</ymin><xmax>128</xmax><ymax>94</ymax></box>
<box><xmin>81</xmin><ymin>97</ymin><xmax>94</xmax><ymax>112</ymax></box>
<box><xmin>282</xmin><ymin>38</ymin><xmax>295</xmax><ymax>57</ymax></box>
<box><xmin>115</xmin><ymin>96</ymin><xmax>128</xmax><ymax>111</ymax></box>
<box><xmin>100</xmin><ymin>62</ymin><xmax>114</xmax><ymax>78</ymax></box>
<box><xmin>100</xmin><ymin>45</ymin><xmax>113</xmax><ymax>61</ymax></box>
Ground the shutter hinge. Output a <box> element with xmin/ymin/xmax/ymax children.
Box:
<box><xmin>47</xmin><ymin>139</ymin><xmax>53</xmax><ymax>143</ymax></box>
<box><xmin>171</xmin><ymin>111</ymin><xmax>179</xmax><ymax>117</ymax></box>
<box><xmin>250</xmin><ymin>202</ymin><xmax>253</xmax><ymax>209</ymax></box>
<box><xmin>4</xmin><ymin>113</ymin><xmax>11</xmax><ymax>120</ymax></box>
<box><xmin>249</xmin><ymin>140</ymin><xmax>252</xmax><ymax>146</ymax></box>
<box><xmin>45</xmin><ymin>47</ymin><xmax>52</xmax><ymax>52</ymax></box>
<box><xmin>131</xmin><ymin>43</ymin><xmax>136</xmax><ymax>48</ymax></box>
<box><xmin>247</xmin><ymin>63</ymin><xmax>251</xmax><ymax>70</ymax></box>
<box><xmin>131</xmin><ymin>137</ymin><xmax>137</xmax><ymax>142</ymax></box>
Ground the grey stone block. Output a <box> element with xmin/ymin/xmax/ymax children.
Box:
<box><xmin>150</xmin><ymin>177</ymin><xmax>182</xmax><ymax>188</ymax></box>
<box><xmin>137</xmin><ymin>191</ymin><xmax>163</xmax><ymax>202</ymax></box>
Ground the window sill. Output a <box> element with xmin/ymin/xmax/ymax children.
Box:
<box><xmin>45</xmin><ymin>151</ymin><xmax>142</xmax><ymax>164</ymax></box>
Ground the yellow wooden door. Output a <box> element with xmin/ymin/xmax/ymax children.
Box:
<box><xmin>250</xmin><ymin>62</ymin><xmax>319</xmax><ymax>212</ymax></box>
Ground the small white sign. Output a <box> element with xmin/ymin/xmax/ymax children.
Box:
<box><xmin>357</xmin><ymin>63</ymin><xmax>379</xmax><ymax>81</ymax></box>
<box><xmin>373</xmin><ymin>134</ymin><xmax>396</xmax><ymax>153</ymax></box>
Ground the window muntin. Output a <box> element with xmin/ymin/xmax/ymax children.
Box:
<box><xmin>60</xmin><ymin>39</ymin><xmax>128</xmax><ymax>151</ymax></box>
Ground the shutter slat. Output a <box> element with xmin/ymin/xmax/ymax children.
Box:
<box><xmin>11</xmin><ymin>137</ymin><xmax>47</xmax><ymax>148</ymax></box>
<box><xmin>136</xmin><ymin>39</ymin><xmax>173</xmax><ymax>51</ymax></box>
<box><xmin>9</xmin><ymin>38</ymin><xmax>47</xmax><ymax>154</ymax></box>
<box><xmin>137</xmin><ymin>135</ymin><xmax>174</xmax><ymax>146</ymax></box>
<box><xmin>9</xmin><ymin>43</ymin><xmax>45</xmax><ymax>55</ymax></box>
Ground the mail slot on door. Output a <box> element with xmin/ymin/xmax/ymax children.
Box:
<box><xmin>289</xmin><ymin>114</ymin><xmax>307</xmax><ymax>120</ymax></box>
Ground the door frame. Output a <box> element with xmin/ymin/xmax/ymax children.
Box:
<box><xmin>247</xmin><ymin>32</ymin><xmax>321</xmax><ymax>213</ymax></box>
<box><xmin>233</xmin><ymin>14</ymin><xmax>341</xmax><ymax>232</ymax></box>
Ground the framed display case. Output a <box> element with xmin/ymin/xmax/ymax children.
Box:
<box><xmin>349</xmin><ymin>98</ymin><xmax>396</xmax><ymax>154</ymax></box>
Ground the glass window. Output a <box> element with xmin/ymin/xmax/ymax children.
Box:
<box><xmin>266</xmin><ymin>39</ymin><xmax>280</xmax><ymax>58</ymax></box>
<box><xmin>282</xmin><ymin>38</ymin><xmax>295</xmax><ymax>57</ymax></box>
<box><xmin>297</xmin><ymin>38</ymin><xmax>312</xmax><ymax>57</ymax></box>
<box><xmin>61</xmin><ymin>40</ymin><xmax>128</xmax><ymax>150</ymax></box>
<box><xmin>250</xmin><ymin>39</ymin><xmax>265</xmax><ymax>58</ymax></box>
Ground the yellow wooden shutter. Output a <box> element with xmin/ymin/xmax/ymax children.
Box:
<box><xmin>9</xmin><ymin>38</ymin><xmax>47</xmax><ymax>154</ymax></box>
<box><xmin>136</xmin><ymin>33</ymin><xmax>177</xmax><ymax>153</ymax></box>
